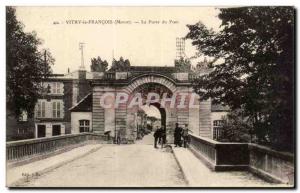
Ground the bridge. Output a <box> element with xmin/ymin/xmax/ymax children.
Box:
<box><xmin>6</xmin><ymin>132</ymin><xmax>293</xmax><ymax>187</ymax></box>
<box><xmin>6</xmin><ymin>65</ymin><xmax>294</xmax><ymax>187</ymax></box>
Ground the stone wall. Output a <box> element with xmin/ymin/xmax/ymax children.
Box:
<box><xmin>115</xmin><ymin>89</ymin><xmax>127</xmax><ymax>143</ymax></box>
<box><xmin>189</xmin><ymin>134</ymin><xmax>294</xmax><ymax>185</ymax></box>
<box><xmin>6</xmin><ymin>133</ymin><xmax>110</xmax><ymax>162</ymax></box>
<box><xmin>92</xmin><ymin>86</ymin><xmax>105</xmax><ymax>134</ymax></box>
<box><xmin>199</xmin><ymin>99</ymin><xmax>212</xmax><ymax>138</ymax></box>
<box><xmin>249</xmin><ymin>144</ymin><xmax>294</xmax><ymax>185</ymax></box>
<box><xmin>71</xmin><ymin>112</ymin><xmax>92</xmax><ymax>134</ymax></box>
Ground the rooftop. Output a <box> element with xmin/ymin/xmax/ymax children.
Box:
<box><xmin>107</xmin><ymin>66</ymin><xmax>178</xmax><ymax>73</ymax></box>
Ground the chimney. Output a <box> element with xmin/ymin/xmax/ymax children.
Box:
<box><xmin>79</xmin><ymin>42</ymin><xmax>85</xmax><ymax>71</ymax></box>
<box><xmin>78</xmin><ymin>42</ymin><xmax>86</xmax><ymax>79</ymax></box>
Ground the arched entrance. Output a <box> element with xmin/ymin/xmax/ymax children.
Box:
<box><xmin>125</xmin><ymin>82</ymin><xmax>175</xmax><ymax>143</ymax></box>
<box><xmin>91</xmin><ymin>72</ymin><xmax>211</xmax><ymax>144</ymax></box>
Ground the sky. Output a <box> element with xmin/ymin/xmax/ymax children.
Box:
<box><xmin>15</xmin><ymin>6</ymin><xmax>221</xmax><ymax>74</ymax></box>
<box><xmin>141</xmin><ymin>105</ymin><xmax>161</xmax><ymax>119</ymax></box>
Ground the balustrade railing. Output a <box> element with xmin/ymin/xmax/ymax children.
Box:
<box><xmin>189</xmin><ymin>134</ymin><xmax>216</xmax><ymax>165</ymax></box>
<box><xmin>189</xmin><ymin>133</ymin><xmax>294</xmax><ymax>184</ymax></box>
<box><xmin>189</xmin><ymin>133</ymin><xmax>249</xmax><ymax>170</ymax></box>
<box><xmin>6</xmin><ymin>133</ymin><xmax>108</xmax><ymax>161</ymax></box>
<box><xmin>248</xmin><ymin>143</ymin><xmax>294</xmax><ymax>184</ymax></box>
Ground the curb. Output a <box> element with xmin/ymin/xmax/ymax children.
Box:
<box><xmin>171</xmin><ymin>146</ymin><xmax>190</xmax><ymax>187</ymax></box>
<box><xmin>8</xmin><ymin>145</ymin><xmax>103</xmax><ymax>187</ymax></box>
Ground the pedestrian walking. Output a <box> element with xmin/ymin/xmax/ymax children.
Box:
<box><xmin>174</xmin><ymin>123</ymin><xmax>183</xmax><ymax>147</ymax></box>
<box><xmin>153</xmin><ymin>126</ymin><xmax>162</xmax><ymax>148</ymax></box>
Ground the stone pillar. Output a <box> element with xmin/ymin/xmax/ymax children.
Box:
<box><xmin>126</xmin><ymin>104</ymin><xmax>139</xmax><ymax>143</ymax></box>
<box><xmin>101</xmin><ymin>87</ymin><xmax>116</xmax><ymax>138</ymax></box>
<box><xmin>92</xmin><ymin>86</ymin><xmax>105</xmax><ymax>134</ymax></box>
<box><xmin>165</xmin><ymin>107</ymin><xmax>177</xmax><ymax>143</ymax></box>
<box><xmin>115</xmin><ymin>89</ymin><xmax>127</xmax><ymax>143</ymax></box>
<box><xmin>199</xmin><ymin>98</ymin><xmax>212</xmax><ymax>138</ymax></box>
<box><xmin>188</xmin><ymin>88</ymin><xmax>200</xmax><ymax>135</ymax></box>
<box><xmin>175</xmin><ymin>87</ymin><xmax>189</xmax><ymax>127</ymax></box>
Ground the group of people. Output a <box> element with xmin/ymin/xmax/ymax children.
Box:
<box><xmin>174</xmin><ymin>123</ymin><xmax>191</xmax><ymax>148</ymax></box>
<box><xmin>153</xmin><ymin>123</ymin><xmax>192</xmax><ymax>148</ymax></box>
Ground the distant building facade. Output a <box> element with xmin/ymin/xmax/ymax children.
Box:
<box><xmin>33</xmin><ymin>69</ymin><xmax>101</xmax><ymax>138</ymax></box>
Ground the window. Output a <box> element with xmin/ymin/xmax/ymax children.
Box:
<box><xmin>79</xmin><ymin>120</ymin><xmax>90</xmax><ymax>132</ymax></box>
<box><xmin>213</xmin><ymin>120</ymin><xmax>225</xmax><ymax>127</ymax></box>
<box><xmin>52</xmin><ymin>125</ymin><xmax>61</xmax><ymax>136</ymax></box>
<box><xmin>37</xmin><ymin>101</ymin><xmax>46</xmax><ymax>118</ymax></box>
<box><xmin>51</xmin><ymin>82</ymin><xmax>62</xmax><ymax>94</ymax></box>
<box><xmin>37</xmin><ymin>125</ymin><xmax>46</xmax><ymax>138</ymax></box>
<box><xmin>213</xmin><ymin>120</ymin><xmax>225</xmax><ymax>140</ymax></box>
<box><xmin>213</xmin><ymin>127</ymin><xmax>223</xmax><ymax>140</ymax></box>
<box><xmin>52</xmin><ymin>101</ymin><xmax>61</xmax><ymax>118</ymax></box>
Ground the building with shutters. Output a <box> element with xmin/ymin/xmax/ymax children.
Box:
<box><xmin>33</xmin><ymin>69</ymin><xmax>103</xmax><ymax>138</ymax></box>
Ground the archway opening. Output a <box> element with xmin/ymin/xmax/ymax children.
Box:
<box><xmin>141</xmin><ymin>102</ymin><xmax>166</xmax><ymax>128</ymax></box>
<box><xmin>134</xmin><ymin>102</ymin><xmax>167</xmax><ymax>145</ymax></box>
<box><xmin>128</xmin><ymin>82</ymin><xmax>171</xmax><ymax>142</ymax></box>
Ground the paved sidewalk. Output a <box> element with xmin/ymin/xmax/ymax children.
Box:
<box><xmin>7</xmin><ymin>144</ymin><xmax>103</xmax><ymax>187</ymax></box>
<box><xmin>172</xmin><ymin>147</ymin><xmax>287</xmax><ymax>187</ymax></box>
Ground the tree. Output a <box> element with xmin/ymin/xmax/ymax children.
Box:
<box><xmin>218</xmin><ymin>109</ymin><xmax>252</xmax><ymax>143</ymax></box>
<box><xmin>174</xmin><ymin>57</ymin><xmax>191</xmax><ymax>72</ymax></box>
<box><xmin>90</xmin><ymin>56</ymin><xmax>108</xmax><ymax>72</ymax></box>
<box><xmin>6</xmin><ymin>7</ymin><xmax>54</xmax><ymax>118</ymax></box>
<box><xmin>186</xmin><ymin>7</ymin><xmax>294</xmax><ymax>151</ymax></box>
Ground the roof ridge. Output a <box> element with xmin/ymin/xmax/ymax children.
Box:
<box><xmin>69</xmin><ymin>93</ymin><xmax>92</xmax><ymax>111</ymax></box>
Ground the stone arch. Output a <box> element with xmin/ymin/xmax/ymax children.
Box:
<box><xmin>125</xmin><ymin>74</ymin><xmax>177</xmax><ymax>94</ymax></box>
<box><xmin>124</xmin><ymin>74</ymin><xmax>178</xmax><ymax>143</ymax></box>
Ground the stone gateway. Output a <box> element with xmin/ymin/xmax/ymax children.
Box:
<box><xmin>89</xmin><ymin>66</ymin><xmax>212</xmax><ymax>143</ymax></box>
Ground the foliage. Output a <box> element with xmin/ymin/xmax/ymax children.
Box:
<box><xmin>110</xmin><ymin>57</ymin><xmax>130</xmax><ymax>71</ymax></box>
<box><xmin>174</xmin><ymin>57</ymin><xmax>191</xmax><ymax>72</ymax></box>
<box><xmin>218</xmin><ymin>109</ymin><xmax>252</xmax><ymax>143</ymax></box>
<box><xmin>6</xmin><ymin>7</ymin><xmax>54</xmax><ymax>118</ymax></box>
<box><xmin>90</xmin><ymin>56</ymin><xmax>108</xmax><ymax>72</ymax></box>
<box><xmin>186</xmin><ymin>7</ymin><xmax>294</xmax><ymax>151</ymax></box>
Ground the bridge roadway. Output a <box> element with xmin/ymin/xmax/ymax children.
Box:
<box><xmin>12</xmin><ymin>133</ymin><xmax>277</xmax><ymax>187</ymax></box>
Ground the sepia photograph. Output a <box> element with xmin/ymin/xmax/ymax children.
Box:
<box><xmin>5</xmin><ymin>5</ymin><xmax>295</xmax><ymax>188</ymax></box>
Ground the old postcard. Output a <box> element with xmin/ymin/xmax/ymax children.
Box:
<box><xmin>6</xmin><ymin>6</ymin><xmax>295</xmax><ymax>188</ymax></box>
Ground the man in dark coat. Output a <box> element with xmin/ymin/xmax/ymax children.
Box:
<box><xmin>153</xmin><ymin>126</ymin><xmax>162</xmax><ymax>148</ymax></box>
<box><xmin>160</xmin><ymin>125</ymin><xmax>166</xmax><ymax>148</ymax></box>
<box><xmin>174</xmin><ymin>123</ymin><xmax>183</xmax><ymax>147</ymax></box>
